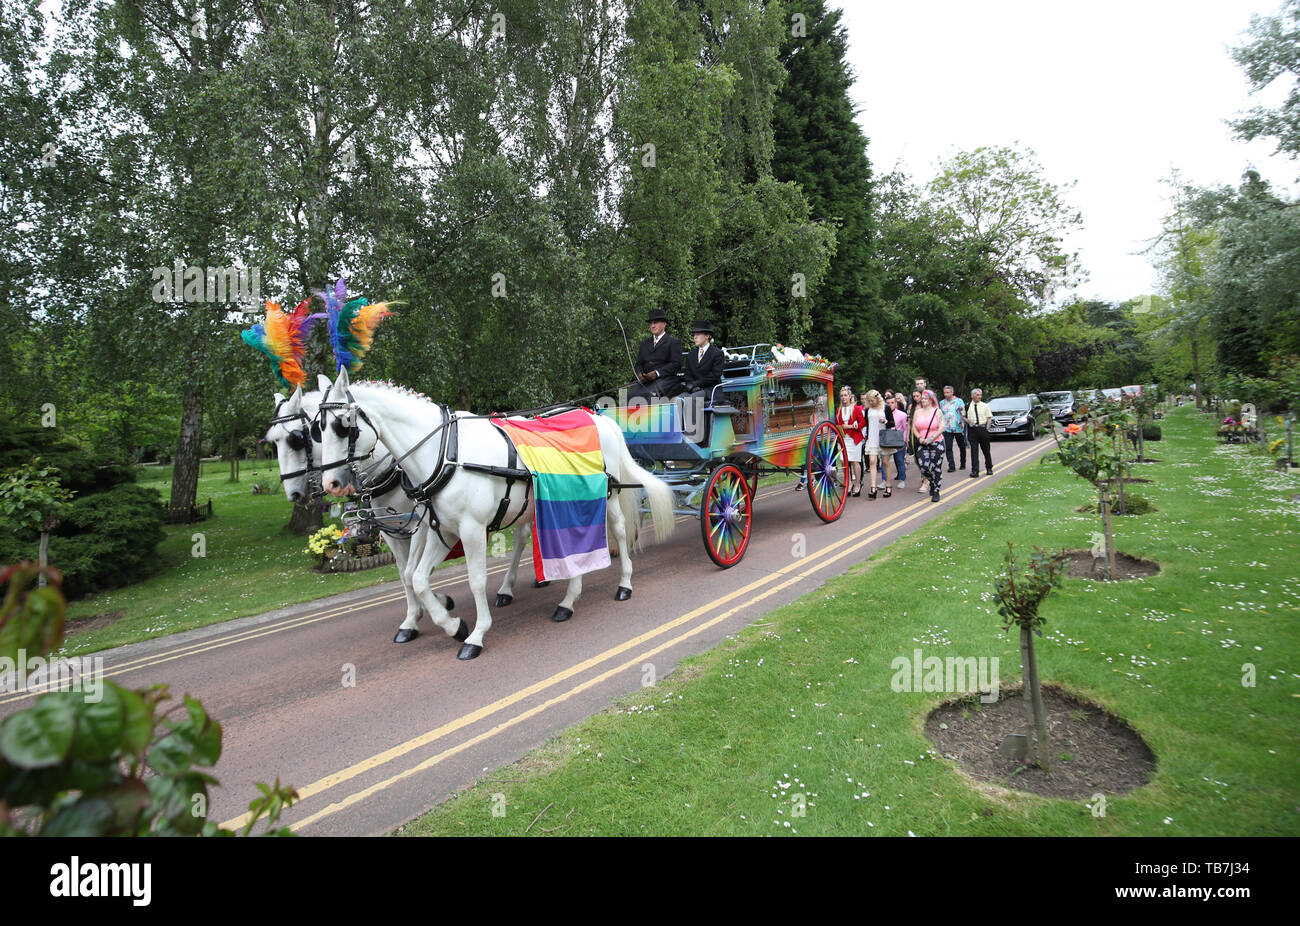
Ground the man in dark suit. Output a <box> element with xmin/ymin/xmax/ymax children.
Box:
<box><xmin>682</xmin><ymin>320</ymin><xmax>724</xmax><ymax>396</ymax></box>
<box><xmin>627</xmin><ymin>308</ymin><xmax>683</xmax><ymax>402</ymax></box>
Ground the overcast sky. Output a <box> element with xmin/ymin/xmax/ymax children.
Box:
<box><xmin>839</xmin><ymin>0</ymin><xmax>1299</xmax><ymax>305</ymax></box>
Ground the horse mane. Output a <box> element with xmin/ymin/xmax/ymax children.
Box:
<box><xmin>353</xmin><ymin>380</ymin><xmax>432</xmax><ymax>403</ymax></box>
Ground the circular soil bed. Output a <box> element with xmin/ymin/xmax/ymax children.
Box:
<box><xmin>1061</xmin><ymin>549</ymin><xmax>1160</xmax><ymax>580</ymax></box>
<box><xmin>1131</xmin><ymin>457</ymin><xmax>1160</xmax><ymax>464</ymax></box>
<box><xmin>1103</xmin><ymin>476</ymin><xmax>1150</xmax><ymax>485</ymax></box>
<box><xmin>926</xmin><ymin>685</ymin><xmax>1155</xmax><ymax>798</ymax></box>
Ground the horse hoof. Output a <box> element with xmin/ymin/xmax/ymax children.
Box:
<box><xmin>494</xmin><ymin>593</ymin><xmax>513</xmax><ymax>607</ymax></box>
<box><xmin>393</xmin><ymin>628</ymin><xmax>420</xmax><ymax>644</ymax></box>
<box><xmin>457</xmin><ymin>643</ymin><xmax>482</xmax><ymax>660</ymax></box>
<box><xmin>453</xmin><ymin>619</ymin><xmax>470</xmax><ymax>642</ymax></box>
<box><xmin>551</xmin><ymin>606</ymin><xmax>573</xmax><ymax>623</ymax></box>
<box><xmin>615</xmin><ymin>586</ymin><xmax>632</xmax><ymax>601</ymax></box>
<box><xmin>440</xmin><ymin>595</ymin><xmax>455</xmax><ymax>611</ymax></box>
<box><xmin>534</xmin><ymin>579</ymin><xmax>551</xmax><ymax>588</ymax></box>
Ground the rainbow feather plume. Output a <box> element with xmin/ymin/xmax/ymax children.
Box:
<box><xmin>323</xmin><ymin>277</ymin><xmax>396</xmax><ymax>373</ymax></box>
<box><xmin>240</xmin><ymin>298</ymin><xmax>321</xmax><ymax>390</ymax></box>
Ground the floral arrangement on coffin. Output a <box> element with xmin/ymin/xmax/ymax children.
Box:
<box><xmin>769</xmin><ymin>344</ymin><xmax>838</xmax><ymax>370</ymax></box>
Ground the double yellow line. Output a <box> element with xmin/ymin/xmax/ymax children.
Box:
<box><xmin>223</xmin><ymin>438</ymin><xmax>1050</xmax><ymax>832</ymax></box>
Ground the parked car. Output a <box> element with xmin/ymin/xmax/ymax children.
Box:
<box><xmin>986</xmin><ymin>394</ymin><xmax>1052</xmax><ymax>439</ymax></box>
<box><xmin>1038</xmin><ymin>390</ymin><xmax>1076</xmax><ymax>422</ymax></box>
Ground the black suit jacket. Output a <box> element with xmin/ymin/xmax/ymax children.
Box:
<box><xmin>683</xmin><ymin>342</ymin><xmax>724</xmax><ymax>392</ymax></box>
<box><xmin>634</xmin><ymin>333</ymin><xmax>682</xmax><ymax>382</ymax></box>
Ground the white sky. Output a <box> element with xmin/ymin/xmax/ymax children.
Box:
<box><xmin>840</xmin><ymin>0</ymin><xmax>1299</xmax><ymax>304</ymax></box>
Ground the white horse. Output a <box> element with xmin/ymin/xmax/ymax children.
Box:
<box><xmin>263</xmin><ymin>387</ymin><xmax>457</xmax><ymax>642</ymax></box>
<box><xmin>313</xmin><ymin>367</ymin><xmax>675</xmax><ymax>659</ymax></box>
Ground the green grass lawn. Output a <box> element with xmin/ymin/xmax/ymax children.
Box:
<box><xmin>398</xmin><ymin>407</ymin><xmax>1300</xmax><ymax>836</ymax></box>
<box><xmin>56</xmin><ymin>458</ymin><xmax>412</xmax><ymax>657</ymax></box>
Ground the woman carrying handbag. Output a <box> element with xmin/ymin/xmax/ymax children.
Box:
<box><xmin>863</xmin><ymin>389</ymin><xmax>899</xmax><ymax>499</ymax></box>
<box><xmin>912</xmin><ymin>389</ymin><xmax>947</xmax><ymax>503</ymax></box>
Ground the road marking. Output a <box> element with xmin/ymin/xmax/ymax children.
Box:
<box><xmin>222</xmin><ymin>439</ymin><xmax>1050</xmax><ymax>831</ymax></box>
<box><xmin>3</xmin><ymin>488</ymin><xmax>789</xmax><ymax>706</ymax></box>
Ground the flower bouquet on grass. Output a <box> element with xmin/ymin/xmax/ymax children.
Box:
<box><xmin>305</xmin><ymin>524</ymin><xmax>345</xmax><ymax>566</ymax></box>
<box><xmin>1217</xmin><ymin>418</ymin><xmax>1257</xmax><ymax>443</ymax></box>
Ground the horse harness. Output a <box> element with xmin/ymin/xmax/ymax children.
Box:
<box><xmin>318</xmin><ymin>392</ymin><xmax>535</xmax><ymax>550</ymax></box>
<box><xmin>271</xmin><ymin>399</ymin><xmax>320</xmax><ymax>487</ymax></box>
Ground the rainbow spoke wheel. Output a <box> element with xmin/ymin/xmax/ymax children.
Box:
<box><xmin>700</xmin><ymin>463</ymin><xmax>753</xmax><ymax>568</ymax></box>
<box><xmin>806</xmin><ymin>421</ymin><xmax>848</xmax><ymax>523</ymax></box>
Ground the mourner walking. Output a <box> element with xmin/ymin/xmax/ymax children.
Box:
<box><xmin>966</xmin><ymin>387</ymin><xmax>994</xmax><ymax>477</ymax></box>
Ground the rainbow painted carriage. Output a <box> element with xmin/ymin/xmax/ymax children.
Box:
<box><xmin>598</xmin><ymin>345</ymin><xmax>848</xmax><ymax>567</ymax></box>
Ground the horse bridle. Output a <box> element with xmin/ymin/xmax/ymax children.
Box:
<box><xmin>271</xmin><ymin>399</ymin><xmax>319</xmax><ymax>485</ymax></box>
<box><xmin>315</xmin><ymin>390</ymin><xmax>380</xmax><ymax>479</ymax></box>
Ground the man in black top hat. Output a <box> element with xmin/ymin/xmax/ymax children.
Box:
<box><xmin>628</xmin><ymin>308</ymin><xmax>683</xmax><ymax>402</ymax></box>
<box><xmin>682</xmin><ymin>320</ymin><xmax>724</xmax><ymax>396</ymax></box>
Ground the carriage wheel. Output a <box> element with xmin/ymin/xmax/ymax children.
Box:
<box><xmin>700</xmin><ymin>463</ymin><xmax>753</xmax><ymax>568</ymax></box>
<box><xmin>806</xmin><ymin>421</ymin><xmax>848</xmax><ymax>523</ymax></box>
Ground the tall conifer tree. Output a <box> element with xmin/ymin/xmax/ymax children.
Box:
<box><xmin>772</xmin><ymin>0</ymin><xmax>881</xmax><ymax>387</ymax></box>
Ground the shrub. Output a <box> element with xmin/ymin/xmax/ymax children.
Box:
<box><xmin>0</xmin><ymin>484</ymin><xmax>165</xmax><ymax>599</ymax></box>
<box><xmin>0</xmin><ymin>428</ymin><xmax>165</xmax><ymax>600</ymax></box>
<box><xmin>0</xmin><ymin>564</ymin><xmax>296</xmax><ymax>836</ymax></box>
<box><xmin>1142</xmin><ymin>423</ymin><xmax>1161</xmax><ymax>441</ymax></box>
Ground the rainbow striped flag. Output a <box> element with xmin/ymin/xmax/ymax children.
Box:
<box><xmin>498</xmin><ymin>410</ymin><xmax>609</xmax><ymax>582</ymax></box>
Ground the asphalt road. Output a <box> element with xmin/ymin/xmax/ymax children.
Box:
<box><xmin>0</xmin><ymin>435</ymin><xmax>1053</xmax><ymax>835</ymax></box>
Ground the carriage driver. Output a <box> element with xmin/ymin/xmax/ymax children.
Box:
<box><xmin>627</xmin><ymin>308</ymin><xmax>684</xmax><ymax>402</ymax></box>
<box><xmin>682</xmin><ymin>320</ymin><xmax>724</xmax><ymax>396</ymax></box>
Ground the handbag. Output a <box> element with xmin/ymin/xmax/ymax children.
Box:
<box><xmin>879</xmin><ymin>407</ymin><xmax>904</xmax><ymax>448</ymax></box>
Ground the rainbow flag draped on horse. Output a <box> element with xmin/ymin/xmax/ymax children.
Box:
<box><xmin>497</xmin><ymin>410</ymin><xmax>611</xmax><ymax>583</ymax></box>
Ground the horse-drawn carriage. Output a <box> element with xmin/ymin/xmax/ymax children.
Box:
<box><xmin>598</xmin><ymin>344</ymin><xmax>849</xmax><ymax>568</ymax></box>
<box><xmin>246</xmin><ymin>289</ymin><xmax>847</xmax><ymax>658</ymax></box>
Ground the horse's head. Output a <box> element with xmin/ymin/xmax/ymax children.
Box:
<box><xmin>266</xmin><ymin>388</ymin><xmax>321</xmax><ymax>504</ymax></box>
<box><xmin>316</xmin><ymin>367</ymin><xmax>379</xmax><ymax>497</ymax></box>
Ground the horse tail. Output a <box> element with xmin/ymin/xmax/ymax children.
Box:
<box><xmin>616</xmin><ymin>479</ymin><xmax>641</xmax><ymax>553</ymax></box>
<box><xmin>619</xmin><ymin>452</ymin><xmax>675</xmax><ymax>546</ymax></box>
<box><xmin>594</xmin><ymin>411</ymin><xmax>676</xmax><ymax>548</ymax></box>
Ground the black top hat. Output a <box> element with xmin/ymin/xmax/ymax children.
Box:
<box><xmin>691</xmin><ymin>320</ymin><xmax>714</xmax><ymax>335</ymax></box>
<box><xmin>646</xmin><ymin>309</ymin><xmax>669</xmax><ymax>323</ymax></box>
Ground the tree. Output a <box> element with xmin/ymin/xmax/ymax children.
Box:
<box><xmin>1026</xmin><ymin>301</ymin><xmax>1110</xmax><ymax>389</ymax></box>
<box><xmin>1147</xmin><ymin>174</ymin><xmax>1219</xmax><ymax>407</ymax></box>
<box><xmin>927</xmin><ymin>145</ymin><xmax>1083</xmax><ymax>309</ymax></box>
<box><xmin>1229</xmin><ymin>0</ymin><xmax>1300</xmax><ymax>161</ymax></box>
<box><xmin>772</xmin><ymin>0</ymin><xmax>882</xmax><ymax>387</ymax></box>
<box><xmin>993</xmin><ymin>544</ymin><xmax>1066</xmax><ymax>770</ymax></box>
<box><xmin>37</xmin><ymin>0</ymin><xmax>264</xmax><ymax>514</ymax></box>
<box><xmin>0</xmin><ymin>461</ymin><xmax>71</xmax><ymax>581</ymax></box>
<box><xmin>1070</xmin><ymin>299</ymin><xmax>1153</xmax><ymax>389</ymax></box>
